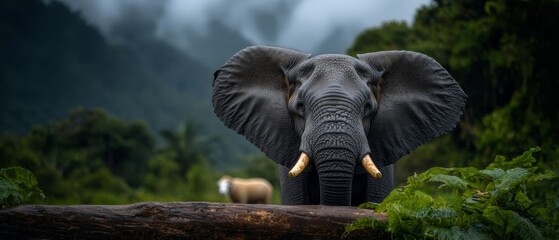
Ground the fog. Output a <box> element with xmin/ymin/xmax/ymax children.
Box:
<box><xmin>58</xmin><ymin>0</ymin><xmax>430</xmax><ymax>66</ymax></box>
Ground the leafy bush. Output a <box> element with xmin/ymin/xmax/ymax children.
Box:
<box><xmin>0</xmin><ymin>167</ymin><xmax>45</xmax><ymax>208</ymax></box>
<box><xmin>345</xmin><ymin>147</ymin><xmax>558</xmax><ymax>239</ymax></box>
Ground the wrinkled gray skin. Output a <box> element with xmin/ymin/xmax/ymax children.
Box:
<box><xmin>213</xmin><ymin>46</ymin><xmax>466</xmax><ymax>206</ymax></box>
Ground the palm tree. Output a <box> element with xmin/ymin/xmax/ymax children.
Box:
<box><xmin>159</xmin><ymin>121</ymin><xmax>217</xmax><ymax>174</ymax></box>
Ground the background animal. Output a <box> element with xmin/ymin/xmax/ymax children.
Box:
<box><xmin>217</xmin><ymin>175</ymin><xmax>273</xmax><ymax>204</ymax></box>
<box><xmin>213</xmin><ymin>45</ymin><xmax>466</xmax><ymax>206</ymax></box>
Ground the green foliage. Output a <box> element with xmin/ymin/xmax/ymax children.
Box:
<box><xmin>0</xmin><ymin>167</ymin><xmax>45</xmax><ymax>208</ymax></box>
<box><xmin>348</xmin><ymin>21</ymin><xmax>412</xmax><ymax>56</ymax></box>
<box><xmin>24</xmin><ymin>107</ymin><xmax>155</xmax><ymax>188</ymax></box>
<box><xmin>185</xmin><ymin>160</ymin><xmax>221</xmax><ymax>202</ymax></box>
<box><xmin>0</xmin><ymin>108</ymin><xmax>230</xmax><ymax>204</ymax></box>
<box><xmin>348</xmin><ymin>0</ymin><xmax>559</xmax><ymax>173</ymax></box>
<box><xmin>159</xmin><ymin>121</ymin><xmax>218</xmax><ymax>173</ymax></box>
<box><xmin>395</xmin><ymin>135</ymin><xmax>473</xmax><ymax>185</ymax></box>
<box><xmin>345</xmin><ymin>148</ymin><xmax>559</xmax><ymax>239</ymax></box>
<box><xmin>475</xmin><ymin>92</ymin><xmax>558</xmax><ymax>170</ymax></box>
<box><xmin>143</xmin><ymin>152</ymin><xmax>182</xmax><ymax>193</ymax></box>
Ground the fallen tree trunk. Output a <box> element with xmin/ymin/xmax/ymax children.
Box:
<box><xmin>0</xmin><ymin>202</ymin><xmax>387</xmax><ymax>239</ymax></box>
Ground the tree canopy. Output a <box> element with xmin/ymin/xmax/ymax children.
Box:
<box><xmin>348</xmin><ymin>0</ymin><xmax>559</xmax><ymax>181</ymax></box>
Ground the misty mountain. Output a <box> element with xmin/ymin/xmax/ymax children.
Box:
<box><xmin>170</xmin><ymin>21</ymin><xmax>253</xmax><ymax>69</ymax></box>
<box><xmin>0</xmin><ymin>0</ymin><xmax>258</xmax><ymax>168</ymax></box>
<box><xmin>112</xmin><ymin>14</ymin><xmax>253</xmax><ymax>74</ymax></box>
<box><xmin>105</xmin><ymin>6</ymin><xmax>227</xmax><ymax>97</ymax></box>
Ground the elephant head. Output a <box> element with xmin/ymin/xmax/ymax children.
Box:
<box><xmin>213</xmin><ymin>46</ymin><xmax>466</xmax><ymax>205</ymax></box>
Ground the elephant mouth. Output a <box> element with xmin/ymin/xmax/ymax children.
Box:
<box><xmin>287</xmin><ymin>151</ymin><xmax>382</xmax><ymax>179</ymax></box>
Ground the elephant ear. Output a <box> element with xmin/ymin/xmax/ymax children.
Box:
<box><xmin>358</xmin><ymin>51</ymin><xmax>467</xmax><ymax>166</ymax></box>
<box><xmin>213</xmin><ymin>45</ymin><xmax>311</xmax><ymax>167</ymax></box>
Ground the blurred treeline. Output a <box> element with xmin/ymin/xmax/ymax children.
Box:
<box><xmin>348</xmin><ymin>0</ymin><xmax>559</xmax><ymax>184</ymax></box>
<box><xmin>0</xmin><ymin>108</ymin><xmax>281</xmax><ymax>204</ymax></box>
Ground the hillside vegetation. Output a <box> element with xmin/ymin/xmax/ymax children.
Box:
<box><xmin>347</xmin><ymin>0</ymin><xmax>558</xmax><ymax>183</ymax></box>
<box><xmin>0</xmin><ymin>0</ymin><xmax>257</xmax><ymax>169</ymax></box>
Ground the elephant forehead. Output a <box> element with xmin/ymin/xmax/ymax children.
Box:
<box><xmin>308</xmin><ymin>55</ymin><xmax>366</xmax><ymax>84</ymax></box>
<box><xmin>302</xmin><ymin>54</ymin><xmax>367</xmax><ymax>90</ymax></box>
<box><xmin>310</xmin><ymin>54</ymin><xmax>357</xmax><ymax>69</ymax></box>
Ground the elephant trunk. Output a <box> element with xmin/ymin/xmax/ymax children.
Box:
<box><xmin>315</xmin><ymin>149</ymin><xmax>355</xmax><ymax>205</ymax></box>
<box><xmin>316</xmin><ymin>149</ymin><xmax>355</xmax><ymax>206</ymax></box>
<box><xmin>303</xmin><ymin>94</ymin><xmax>370</xmax><ymax>205</ymax></box>
<box><xmin>311</xmin><ymin>128</ymin><xmax>360</xmax><ymax>205</ymax></box>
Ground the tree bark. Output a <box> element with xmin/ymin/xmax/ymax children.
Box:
<box><xmin>0</xmin><ymin>202</ymin><xmax>387</xmax><ymax>239</ymax></box>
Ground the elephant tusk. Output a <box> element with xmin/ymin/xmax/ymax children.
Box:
<box><xmin>288</xmin><ymin>152</ymin><xmax>310</xmax><ymax>178</ymax></box>
<box><xmin>362</xmin><ymin>154</ymin><xmax>382</xmax><ymax>179</ymax></box>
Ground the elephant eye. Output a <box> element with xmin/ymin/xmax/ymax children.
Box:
<box><xmin>295</xmin><ymin>100</ymin><xmax>305</xmax><ymax>116</ymax></box>
<box><xmin>287</xmin><ymin>77</ymin><xmax>296</xmax><ymax>97</ymax></box>
<box><xmin>364</xmin><ymin>101</ymin><xmax>374</xmax><ymax>117</ymax></box>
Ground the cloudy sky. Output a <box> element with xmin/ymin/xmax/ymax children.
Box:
<box><xmin>58</xmin><ymin>0</ymin><xmax>431</xmax><ymax>66</ymax></box>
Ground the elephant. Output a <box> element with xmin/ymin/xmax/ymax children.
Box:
<box><xmin>212</xmin><ymin>45</ymin><xmax>466</xmax><ymax>206</ymax></box>
<box><xmin>217</xmin><ymin>175</ymin><xmax>273</xmax><ymax>204</ymax></box>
